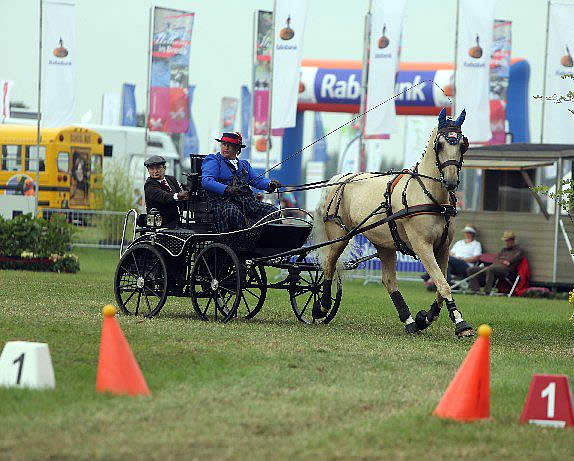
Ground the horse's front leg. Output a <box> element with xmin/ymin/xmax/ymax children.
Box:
<box><xmin>377</xmin><ymin>247</ymin><xmax>418</xmax><ymax>334</ymax></box>
<box><xmin>410</xmin><ymin>241</ymin><xmax>474</xmax><ymax>337</ymax></box>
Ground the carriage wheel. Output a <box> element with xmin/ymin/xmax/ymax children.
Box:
<box><xmin>114</xmin><ymin>244</ymin><xmax>168</xmax><ymax>317</ymax></box>
<box><xmin>190</xmin><ymin>243</ymin><xmax>241</xmax><ymax>322</ymax></box>
<box><xmin>238</xmin><ymin>265</ymin><xmax>267</xmax><ymax>319</ymax></box>
<box><xmin>289</xmin><ymin>269</ymin><xmax>342</xmax><ymax>324</ymax></box>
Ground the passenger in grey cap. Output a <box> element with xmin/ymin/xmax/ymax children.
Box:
<box><xmin>144</xmin><ymin>155</ymin><xmax>188</xmax><ymax>228</ymax></box>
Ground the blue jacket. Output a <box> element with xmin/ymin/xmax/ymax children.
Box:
<box><xmin>201</xmin><ymin>152</ymin><xmax>271</xmax><ymax>196</ymax></box>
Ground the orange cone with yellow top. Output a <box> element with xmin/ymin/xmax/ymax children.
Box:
<box><xmin>96</xmin><ymin>305</ymin><xmax>151</xmax><ymax>396</ymax></box>
<box><xmin>433</xmin><ymin>324</ymin><xmax>492</xmax><ymax>421</ymax></box>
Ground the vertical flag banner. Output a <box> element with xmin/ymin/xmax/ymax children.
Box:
<box><xmin>313</xmin><ymin>112</ymin><xmax>328</xmax><ymax>161</ymax></box>
<box><xmin>455</xmin><ymin>0</ymin><xmax>496</xmax><ymax>143</ymax></box>
<box><xmin>271</xmin><ymin>0</ymin><xmax>309</xmax><ymax>129</ymax></box>
<box><xmin>219</xmin><ymin>97</ymin><xmax>239</xmax><ymax>131</ymax></box>
<box><xmin>489</xmin><ymin>20</ymin><xmax>512</xmax><ymax>145</ymax></box>
<box><xmin>253</xmin><ymin>11</ymin><xmax>272</xmax><ymax>137</ymax></box>
<box><xmin>102</xmin><ymin>93</ymin><xmax>120</xmax><ymax>125</ymax></box>
<box><xmin>149</xmin><ymin>7</ymin><xmax>194</xmax><ymax>133</ymax></box>
<box><xmin>183</xmin><ymin>85</ymin><xmax>199</xmax><ymax>156</ymax></box>
<box><xmin>42</xmin><ymin>0</ymin><xmax>76</xmax><ymax>127</ymax></box>
<box><xmin>241</xmin><ymin>85</ymin><xmax>252</xmax><ymax>160</ymax></box>
<box><xmin>543</xmin><ymin>1</ymin><xmax>574</xmax><ymax>143</ymax></box>
<box><xmin>121</xmin><ymin>83</ymin><xmax>137</xmax><ymax>126</ymax></box>
<box><xmin>365</xmin><ymin>0</ymin><xmax>406</xmax><ymax>137</ymax></box>
<box><xmin>0</xmin><ymin>80</ymin><xmax>13</xmax><ymax>121</ymax></box>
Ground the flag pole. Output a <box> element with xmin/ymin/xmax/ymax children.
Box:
<box><xmin>359</xmin><ymin>0</ymin><xmax>371</xmax><ymax>173</ymax></box>
<box><xmin>453</xmin><ymin>0</ymin><xmax>460</xmax><ymax>118</ymax></box>
<box><xmin>144</xmin><ymin>6</ymin><xmax>153</xmax><ymax>158</ymax></box>
<box><xmin>251</xmin><ymin>11</ymin><xmax>257</xmax><ymax>165</ymax></box>
<box><xmin>265</xmin><ymin>1</ymin><xmax>277</xmax><ymax>179</ymax></box>
<box><xmin>34</xmin><ymin>0</ymin><xmax>43</xmax><ymax>218</ymax></box>
<box><xmin>540</xmin><ymin>0</ymin><xmax>551</xmax><ymax>143</ymax></box>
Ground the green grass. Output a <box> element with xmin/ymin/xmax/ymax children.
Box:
<box><xmin>1</xmin><ymin>248</ymin><xmax>573</xmax><ymax>460</ymax></box>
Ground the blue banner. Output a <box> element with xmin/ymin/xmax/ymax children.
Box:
<box><xmin>183</xmin><ymin>86</ymin><xmax>199</xmax><ymax>156</ymax></box>
<box><xmin>240</xmin><ymin>85</ymin><xmax>251</xmax><ymax>160</ymax></box>
<box><xmin>121</xmin><ymin>83</ymin><xmax>136</xmax><ymax>126</ymax></box>
<box><xmin>312</xmin><ymin>112</ymin><xmax>328</xmax><ymax>161</ymax></box>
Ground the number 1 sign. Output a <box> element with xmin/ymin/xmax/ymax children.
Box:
<box><xmin>520</xmin><ymin>374</ymin><xmax>574</xmax><ymax>428</ymax></box>
<box><xmin>0</xmin><ymin>341</ymin><xmax>56</xmax><ymax>389</ymax></box>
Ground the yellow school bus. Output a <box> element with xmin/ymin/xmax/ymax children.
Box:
<box><xmin>0</xmin><ymin>125</ymin><xmax>104</xmax><ymax>210</ymax></box>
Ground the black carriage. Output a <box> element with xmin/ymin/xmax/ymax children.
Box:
<box><xmin>113</xmin><ymin>155</ymin><xmax>342</xmax><ymax>324</ymax></box>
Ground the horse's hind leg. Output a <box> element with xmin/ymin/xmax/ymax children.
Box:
<box><xmin>376</xmin><ymin>246</ymin><xmax>418</xmax><ymax>334</ymax></box>
<box><xmin>313</xmin><ymin>227</ymin><xmax>348</xmax><ymax>319</ymax></box>
<box><xmin>409</xmin><ymin>240</ymin><xmax>474</xmax><ymax>337</ymax></box>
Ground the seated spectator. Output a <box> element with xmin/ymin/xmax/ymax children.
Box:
<box><xmin>466</xmin><ymin>230</ymin><xmax>525</xmax><ymax>295</ymax></box>
<box><xmin>421</xmin><ymin>224</ymin><xmax>482</xmax><ymax>284</ymax></box>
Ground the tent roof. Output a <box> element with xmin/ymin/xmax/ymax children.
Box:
<box><xmin>463</xmin><ymin>159</ymin><xmax>555</xmax><ymax>170</ymax></box>
<box><xmin>467</xmin><ymin>143</ymin><xmax>574</xmax><ymax>161</ymax></box>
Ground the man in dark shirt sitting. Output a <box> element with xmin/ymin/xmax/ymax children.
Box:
<box><xmin>143</xmin><ymin>155</ymin><xmax>189</xmax><ymax>228</ymax></box>
<box><xmin>467</xmin><ymin>230</ymin><xmax>525</xmax><ymax>295</ymax></box>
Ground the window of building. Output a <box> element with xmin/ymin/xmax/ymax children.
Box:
<box><xmin>1</xmin><ymin>145</ymin><xmax>22</xmax><ymax>171</ymax></box>
<box><xmin>25</xmin><ymin>146</ymin><xmax>46</xmax><ymax>172</ymax></box>
<box><xmin>483</xmin><ymin>169</ymin><xmax>536</xmax><ymax>212</ymax></box>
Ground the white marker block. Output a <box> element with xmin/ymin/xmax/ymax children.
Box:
<box><xmin>0</xmin><ymin>341</ymin><xmax>56</xmax><ymax>389</ymax></box>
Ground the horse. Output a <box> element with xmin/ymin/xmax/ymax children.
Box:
<box><xmin>311</xmin><ymin>108</ymin><xmax>474</xmax><ymax>337</ymax></box>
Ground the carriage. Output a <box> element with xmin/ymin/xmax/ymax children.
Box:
<box><xmin>114</xmin><ymin>108</ymin><xmax>475</xmax><ymax>336</ymax></box>
<box><xmin>113</xmin><ymin>154</ymin><xmax>343</xmax><ymax>324</ymax></box>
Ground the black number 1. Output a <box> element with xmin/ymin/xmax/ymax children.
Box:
<box><xmin>13</xmin><ymin>353</ymin><xmax>25</xmax><ymax>385</ymax></box>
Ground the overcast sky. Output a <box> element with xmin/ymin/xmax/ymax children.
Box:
<box><xmin>0</xmin><ymin>0</ymin><xmax>566</xmax><ymax>157</ymax></box>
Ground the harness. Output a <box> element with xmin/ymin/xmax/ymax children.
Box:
<box><xmin>323</xmin><ymin>123</ymin><xmax>467</xmax><ymax>257</ymax></box>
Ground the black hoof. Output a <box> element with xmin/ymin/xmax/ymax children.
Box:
<box><xmin>404</xmin><ymin>322</ymin><xmax>420</xmax><ymax>335</ymax></box>
<box><xmin>415</xmin><ymin>310</ymin><xmax>431</xmax><ymax>331</ymax></box>
<box><xmin>312</xmin><ymin>300</ymin><xmax>329</xmax><ymax>320</ymax></box>
<box><xmin>455</xmin><ymin>321</ymin><xmax>474</xmax><ymax>338</ymax></box>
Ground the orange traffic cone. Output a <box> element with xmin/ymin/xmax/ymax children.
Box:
<box><xmin>433</xmin><ymin>324</ymin><xmax>492</xmax><ymax>421</ymax></box>
<box><xmin>96</xmin><ymin>305</ymin><xmax>151</xmax><ymax>396</ymax></box>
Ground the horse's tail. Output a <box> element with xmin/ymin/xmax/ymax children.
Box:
<box><xmin>311</xmin><ymin>174</ymin><xmax>352</xmax><ymax>275</ymax></box>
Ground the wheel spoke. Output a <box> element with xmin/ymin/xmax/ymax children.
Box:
<box><xmin>143</xmin><ymin>260</ymin><xmax>159</xmax><ymax>281</ymax></box>
<box><xmin>121</xmin><ymin>266</ymin><xmax>139</xmax><ymax>280</ymax></box>
<box><xmin>241</xmin><ymin>292</ymin><xmax>252</xmax><ymax>314</ymax></box>
<box><xmin>122</xmin><ymin>288</ymin><xmax>138</xmax><ymax>307</ymax></box>
<box><xmin>299</xmin><ymin>294</ymin><xmax>313</xmax><ymax>317</ymax></box>
<box><xmin>244</xmin><ymin>288</ymin><xmax>260</xmax><ymax>300</ymax></box>
<box><xmin>131</xmin><ymin>252</ymin><xmax>141</xmax><ymax>276</ymax></box>
<box><xmin>220</xmin><ymin>286</ymin><xmax>237</xmax><ymax>295</ymax></box>
<box><xmin>143</xmin><ymin>285</ymin><xmax>162</xmax><ymax>298</ymax></box>
<box><xmin>143</xmin><ymin>290</ymin><xmax>153</xmax><ymax>313</ymax></box>
<box><xmin>135</xmin><ymin>291</ymin><xmax>142</xmax><ymax>315</ymax></box>
<box><xmin>201</xmin><ymin>256</ymin><xmax>214</xmax><ymax>280</ymax></box>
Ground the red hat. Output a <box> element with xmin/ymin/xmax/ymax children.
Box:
<box><xmin>215</xmin><ymin>132</ymin><xmax>246</xmax><ymax>148</ymax></box>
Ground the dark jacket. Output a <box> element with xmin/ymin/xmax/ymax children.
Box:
<box><xmin>494</xmin><ymin>245</ymin><xmax>525</xmax><ymax>272</ymax></box>
<box><xmin>201</xmin><ymin>152</ymin><xmax>271</xmax><ymax>196</ymax></box>
<box><xmin>144</xmin><ymin>175</ymin><xmax>182</xmax><ymax>228</ymax></box>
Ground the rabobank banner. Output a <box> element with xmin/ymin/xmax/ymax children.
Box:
<box><xmin>121</xmin><ymin>83</ymin><xmax>136</xmax><ymax>126</ymax></box>
<box><xmin>455</xmin><ymin>0</ymin><xmax>496</xmax><ymax>143</ymax></box>
<box><xmin>365</xmin><ymin>0</ymin><xmax>406</xmax><ymax>137</ymax></box>
<box><xmin>298</xmin><ymin>67</ymin><xmax>452</xmax><ymax>111</ymax></box>
<box><xmin>149</xmin><ymin>7</ymin><xmax>194</xmax><ymax>133</ymax></box>
<box><xmin>240</xmin><ymin>85</ymin><xmax>251</xmax><ymax>160</ymax></box>
<box><xmin>0</xmin><ymin>80</ymin><xmax>13</xmax><ymax>121</ymax></box>
<box><xmin>42</xmin><ymin>0</ymin><xmax>76</xmax><ymax>127</ymax></box>
<box><xmin>271</xmin><ymin>0</ymin><xmax>309</xmax><ymax>129</ymax></box>
<box><xmin>543</xmin><ymin>1</ymin><xmax>574</xmax><ymax>143</ymax></box>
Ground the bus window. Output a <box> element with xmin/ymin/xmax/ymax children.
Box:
<box><xmin>25</xmin><ymin>146</ymin><xmax>46</xmax><ymax>172</ymax></box>
<box><xmin>91</xmin><ymin>154</ymin><xmax>103</xmax><ymax>173</ymax></box>
<box><xmin>1</xmin><ymin>145</ymin><xmax>22</xmax><ymax>171</ymax></box>
<box><xmin>58</xmin><ymin>152</ymin><xmax>69</xmax><ymax>172</ymax></box>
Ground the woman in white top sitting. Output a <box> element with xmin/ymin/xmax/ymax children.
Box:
<box><xmin>421</xmin><ymin>225</ymin><xmax>482</xmax><ymax>284</ymax></box>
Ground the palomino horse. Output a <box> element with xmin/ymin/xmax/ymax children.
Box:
<box><xmin>312</xmin><ymin>109</ymin><xmax>474</xmax><ymax>337</ymax></box>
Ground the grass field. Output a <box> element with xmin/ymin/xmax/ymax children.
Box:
<box><xmin>1</xmin><ymin>248</ymin><xmax>573</xmax><ymax>460</ymax></box>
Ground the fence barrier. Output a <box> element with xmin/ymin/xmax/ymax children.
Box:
<box><xmin>42</xmin><ymin>208</ymin><xmax>135</xmax><ymax>249</ymax></box>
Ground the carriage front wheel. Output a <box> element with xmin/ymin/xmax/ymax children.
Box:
<box><xmin>289</xmin><ymin>268</ymin><xmax>342</xmax><ymax>324</ymax></box>
<box><xmin>114</xmin><ymin>244</ymin><xmax>168</xmax><ymax>317</ymax></box>
<box><xmin>190</xmin><ymin>243</ymin><xmax>242</xmax><ymax>322</ymax></box>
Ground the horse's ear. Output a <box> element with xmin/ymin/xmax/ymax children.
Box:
<box><xmin>438</xmin><ymin>108</ymin><xmax>447</xmax><ymax>126</ymax></box>
<box><xmin>456</xmin><ymin>109</ymin><xmax>466</xmax><ymax>127</ymax></box>
<box><xmin>461</xmin><ymin>136</ymin><xmax>469</xmax><ymax>154</ymax></box>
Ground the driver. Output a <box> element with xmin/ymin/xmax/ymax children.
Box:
<box><xmin>144</xmin><ymin>155</ymin><xmax>189</xmax><ymax>228</ymax></box>
<box><xmin>202</xmin><ymin>132</ymin><xmax>281</xmax><ymax>233</ymax></box>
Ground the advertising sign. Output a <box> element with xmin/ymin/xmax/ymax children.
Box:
<box><xmin>489</xmin><ymin>20</ymin><xmax>512</xmax><ymax>144</ymax></box>
<box><xmin>219</xmin><ymin>97</ymin><xmax>238</xmax><ymax>131</ymax></box>
<box><xmin>121</xmin><ymin>83</ymin><xmax>137</xmax><ymax>127</ymax></box>
<box><xmin>149</xmin><ymin>7</ymin><xmax>194</xmax><ymax>133</ymax></box>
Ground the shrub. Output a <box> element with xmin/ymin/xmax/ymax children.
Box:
<box><xmin>50</xmin><ymin>253</ymin><xmax>80</xmax><ymax>273</ymax></box>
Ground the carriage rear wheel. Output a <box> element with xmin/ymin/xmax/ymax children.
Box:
<box><xmin>238</xmin><ymin>265</ymin><xmax>267</xmax><ymax>319</ymax></box>
<box><xmin>114</xmin><ymin>244</ymin><xmax>168</xmax><ymax>317</ymax></box>
<box><xmin>190</xmin><ymin>243</ymin><xmax>241</xmax><ymax>322</ymax></box>
<box><xmin>289</xmin><ymin>268</ymin><xmax>342</xmax><ymax>324</ymax></box>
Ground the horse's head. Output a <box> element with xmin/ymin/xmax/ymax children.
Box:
<box><xmin>433</xmin><ymin>108</ymin><xmax>469</xmax><ymax>191</ymax></box>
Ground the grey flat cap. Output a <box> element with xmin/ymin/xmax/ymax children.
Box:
<box><xmin>144</xmin><ymin>155</ymin><xmax>166</xmax><ymax>167</ymax></box>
